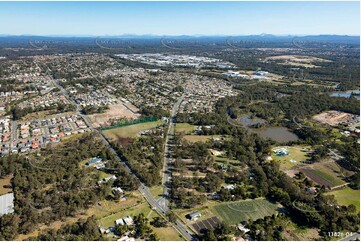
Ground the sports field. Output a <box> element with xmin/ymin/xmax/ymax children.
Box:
<box><xmin>211</xmin><ymin>198</ymin><xmax>281</xmax><ymax>224</ymax></box>
<box><xmin>327</xmin><ymin>187</ymin><xmax>360</xmax><ymax>212</ymax></box>
<box><xmin>102</xmin><ymin>120</ymin><xmax>162</xmax><ymax>139</ymax></box>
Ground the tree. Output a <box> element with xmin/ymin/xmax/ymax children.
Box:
<box><xmin>148</xmin><ymin>233</ymin><xmax>159</xmax><ymax>241</ymax></box>
<box><xmin>167</xmin><ymin>212</ymin><xmax>177</xmax><ymax>223</ymax></box>
<box><xmin>202</xmin><ymin>228</ymin><xmax>217</xmax><ymax>241</ymax></box>
<box><xmin>348</xmin><ymin>204</ymin><xmax>357</xmax><ymax>214</ymax></box>
<box><xmin>150</xmin><ymin>217</ymin><xmax>167</xmax><ymax>228</ymax></box>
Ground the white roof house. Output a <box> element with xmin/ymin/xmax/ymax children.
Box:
<box><xmin>123</xmin><ymin>215</ymin><xmax>134</xmax><ymax>226</ymax></box>
<box><xmin>116</xmin><ymin>215</ymin><xmax>134</xmax><ymax>226</ymax></box>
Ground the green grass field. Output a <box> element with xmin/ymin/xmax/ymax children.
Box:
<box><xmin>98</xmin><ymin>202</ymin><xmax>152</xmax><ymax>228</ymax></box>
<box><xmin>271</xmin><ymin>146</ymin><xmax>311</xmax><ymax>170</ymax></box>
<box><xmin>102</xmin><ymin>120</ymin><xmax>162</xmax><ymax>139</ymax></box>
<box><xmin>174</xmin><ymin>123</ymin><xmax>195</xmax><ymax>134</ymax></box>
<box><xmin>152</xmin><ymin>226</ymin><xmax>184</xmax><ymax>241</ymax></box>
<box><xmin>149</xmin><ymin>185</ymin><xmax>164</xmax><ymax>199</ymax></box>
<box><xmin>211</xmin><ymin>198</ymin><xmax>281</xmax><ymax>225</ymax></box>
<box><xmin>327</xmin><ymin>187</ymin><xmax>360</xmax><ymax>212</ymax></box>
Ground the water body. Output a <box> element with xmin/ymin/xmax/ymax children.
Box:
<box><xmin>238</xmin><ymin>114</ymin><xmax>299</xmax><ymax>143</ymax></box>
<box><xmin>330</xmin><ymin>90</ymin><xmax>360</xmax><ymax>100</ymax></box>
<box><xmin>238</xmin><ymin>114</ymin><xmax>267</xmax><ymax>127</ymax></box>
<box><xmin>250</xmin><ymin>127</ymin><xmax>299</xmax><ymax>143</ymax></box>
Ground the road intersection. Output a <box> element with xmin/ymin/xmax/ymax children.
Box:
<box><xmin>42</xmin><ymin>63</ymin><xmax>195</xmax><ymax>240</ymax></box>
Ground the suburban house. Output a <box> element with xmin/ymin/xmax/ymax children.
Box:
<box><xmin>115</xmin><ymin>215</ymin><xmax>134</xmax><ymax>226</ymax></box>
<box><xmin>86</xmin><ymin>157</ymin><xmax>102</xmax><ymax>166</ymax></box>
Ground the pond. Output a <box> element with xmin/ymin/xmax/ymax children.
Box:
<box><xmin>238</xmin><ymin>114</ymin><xmax>267</xmax><ymax>127</ymax></box>
<box><xmin>238</xmin><ymin>114</ymin><xmax>299</xmax><ymax>143</ymax></box>
<box><xmin>330</xmin><ymin>90</ymin><xmax>360</xmax><ymax>100</ymax></box>
<box><xmin>250</xmin><ymin>127</ymin><xmax>299</xmax><ymax>143</ymax></box>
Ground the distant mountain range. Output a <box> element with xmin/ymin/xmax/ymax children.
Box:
<box><xmin>0</xmin><ymin>34</ymin><xmax>358</xmax><ymax>48</ymax></box>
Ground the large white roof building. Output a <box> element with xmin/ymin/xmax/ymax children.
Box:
<box><xmin>0</xmin><ymin>193</ymin><xmax>14</xmax><ymax>216</ymax></box>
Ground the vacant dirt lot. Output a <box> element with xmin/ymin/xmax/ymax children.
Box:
<box><xmin>313</xmin><ymin>110</ymin><xmax>355</xmax><ymax>126</ymax></box>
<box><xmin>265</xmin><ymin>55</ymin><xmax>331</xmax><ymax>63</ymax></box>
<box><xmin>88</xmin><ymin>103</ymin><xmax>140</xmax><ymax>128</ymax></box>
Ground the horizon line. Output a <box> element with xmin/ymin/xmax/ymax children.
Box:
<box><xmin>0</xmin><ymin>33</ymin><xmax>360</xmax><ymax>38</ymax></box>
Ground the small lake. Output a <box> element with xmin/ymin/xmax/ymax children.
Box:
<box><xmin>238</xmin><ymin>114</ymin><xmax>267</xmax><ymax>127</ymax></box>
<box><xmin>330</xmin><ymin>90</ymin><xmax>360</xmax><ymax>100</ymax></box>
<box><xmin>238</xmin><ymin>114</ymin><xmax>299</xmax><ymax>143</ymax></box>
<box><xmin>250</xmin><ymin>127</ymin><xmax>299</xmax><ymax>143</ymax></box>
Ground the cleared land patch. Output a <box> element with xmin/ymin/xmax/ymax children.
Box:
<box><xmin>265</xmin><ymin>55</ymin><xmax>331</xmax><ymax>63</ymax></box>
<box><xmin>211</xmin><ymin>198</ymin><xmax>281</xmax><ymax>225</ymax></box>
<box><xmin>280</xmin><ymin>61</ymin><xmax>320</xmax><ymax>68</ymax></box>
<box><xmin>183</xmin><ymin>135</ymin><xmax>223</xmax><ymax>143</ymax></box>
<box><xmin>313</xmin><ymin>111</ymin><xmax>356</xmax><ymax>127</ymax></box>
<box><xmin>102</xmin><ymin>120</ymin><xmax>162</xmax><ymax>139</ymax></box>
<box><xmin>88</xmin><ymin>103</ymin><xmax>140</xmax><ymax>128</ymax></box>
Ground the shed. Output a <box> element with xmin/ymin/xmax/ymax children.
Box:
<box><xmin>187</xmin><ymin>211</ymin><xmax>201</xmax><ymax>221</ymax></box>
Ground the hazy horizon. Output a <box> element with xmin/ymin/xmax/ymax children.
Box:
<box><xmin>0</xmin><ymin>34</ymin><xmax>360</xmax><ymax>37</ymax></box>
<box><xmin>0</xmin><ymin>2</ymin><xmax>359</xmax><ymax>36</ymax></box>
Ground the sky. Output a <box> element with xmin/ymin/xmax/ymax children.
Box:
<box><xmin>0</xmin><ymin>1</ymin><xmax>359</xmax><ymax>36</ymax></box>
